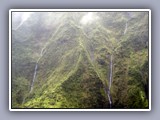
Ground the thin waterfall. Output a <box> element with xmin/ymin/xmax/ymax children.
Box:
<box><xmin>109</xmin><ymin>55</ymin><xmax>113</xmax><ymax>90</ymax></box>
<box><xmin>13</xmin><ymin>17</ymin><xmax>26</xmax><ymax>31</ymax></box>
<box><xmin>13</xmin><ymin>21</ymin><xmax>24</xmax><ymax>30</ymax></box>
<box><xmin>30</xmin><ymin>63</ymin><xmax>38</xmax><ymax>92</ymax></box>
<box><xmin>124</xmin><ymin>22</ymin><xmax>128</xmax><ymax>35</ymax></box>
<box><xmin>107</xmin><ymin>91</ymin><xmax>112</xmax><ymax>108</ymax></box>
<box><xmin>108</xmin><ymin>54</ymin><xmax>112</xmax><ymax>108</ymax></box>
<box><xmin>30</xmin><ymin>47</ymin><xmax>45</xmax><ymax>93</ymax></box>
<box><xmin>13</xmin><ymin>12</ymin><xmax>32</xmax><ymax>31</ymax></box>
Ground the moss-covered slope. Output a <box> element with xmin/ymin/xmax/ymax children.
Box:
<box><xmin>12</xmin><ymin>12</ymin><xmax>149</xmax><ymax>109</ymax></box>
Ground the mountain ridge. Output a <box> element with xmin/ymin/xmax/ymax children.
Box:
<box><xmin>12</xmin><ymin>12</ymin><xmax>149</xmax><ymax>109</ymax></box>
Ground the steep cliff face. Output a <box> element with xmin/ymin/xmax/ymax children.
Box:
<box><xmin>11</xmin><ymin>12</ymin><xmax>149</xmax><ymax>108</ymax></box>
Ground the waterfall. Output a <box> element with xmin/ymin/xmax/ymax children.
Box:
<box><xmin>108</xmin><ymin>91</ymin><xmax>112</xmax><ymax>108</ymax></box>
<box><xmin>109</xmin><ymin>55</ymin><xmax>113</xmax><ymax>90</ymax></box>
<box><xmin>108</xmin><ymin>54</ymin><xmax>112</xmax><ymax>108</ymax></box>
<box><xmin>30</xmin><ymin>47</ymin><xmax>45</xmax><ymax>92</ymax></box>
<box><xmin>13</xmin><ymin>12</ymin><xmax>32</xmax><ymax>31</ymax></box>
<box><xmin>13</xmin><ymin>21</ymin><xmax>24</xmax><ymax>30</ymax></box>
<box><xmin>124</xmin><ymin>22</ymin><xmax>128</xmax><ymax>35</ymax></box>
<box><xmin>41</xmin><ymin>47</ymin><xmax>45</xmax><ymax>56</ymax></box>
<box><xmin>30</xmin><ymin>63</ymin><xmax>38</xmax><ymax>92</ymax></box>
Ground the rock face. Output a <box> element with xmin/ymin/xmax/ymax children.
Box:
<box><xmin>11</xmin><ymin>12</ymin><xmax>149</xmax><ymax>109</ymax></box>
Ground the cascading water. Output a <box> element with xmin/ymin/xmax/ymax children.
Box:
<box><xmin>106</xmin><ymin>21</ymin><xmax>128</xmax><ymax>108</ymax></box>
<box><xmin>14</xmin><ymin>21</ymin><xmax>24</xmax><ymax>30</ymax></box>
<box><xmin>13</xmin><ymin>12</ymin><xmax>32</xmax><ymax>31</ymax></box>
<box><xmin>30</xmin><ymin>47</ymin><xmax>45</xmax><ymax>92</ymax></box>
<box><xmin>124</xmin><ymin>22</ymin><xmax>128</xmax><ymax>35</ymax></box>
<box><xmin>30</xmin><ymin>63</ymin><xmax>38</xmax><ymax>92</ymax></box>
<box><xmin>105</xmin><ymin>20</ymin><xmax>128</xmax><ymax>107</ymax></box>
<box><xmin>107</xmin><ymin>54</ymin><xmax>113</xmax><ymax>108</ymax></box>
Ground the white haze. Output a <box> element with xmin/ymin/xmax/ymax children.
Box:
<box><xmin>80</xmin><ymin>12</ymin><xmax>99</xmax><ymax>25</ymax></box>
<box><xmin>12</xmin><ymin>12</ymin><xmax>33</xmax><ymax>30</ymax></box>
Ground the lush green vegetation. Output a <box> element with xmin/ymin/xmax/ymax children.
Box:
<box><xmin>12</xmin><ymin>12</ymin><xmax>149</xmax><ymax>109</ymax></box>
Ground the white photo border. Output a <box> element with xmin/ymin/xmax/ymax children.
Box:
<box><xmin>9</xmin><ymin>9</ymin><xmax>151</xmax><ymax>111</ymax></box>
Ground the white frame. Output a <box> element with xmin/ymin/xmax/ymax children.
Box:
<box><xmin>9</xmin><ymin>9</ymin><xmax>151</xmax><ymax>111</ymax></box>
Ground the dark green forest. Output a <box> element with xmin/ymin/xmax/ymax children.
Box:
<box><xmin>11</xmin><ymin>11</ymin><xmax>149</xmax><ymax>109</ymax></box>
